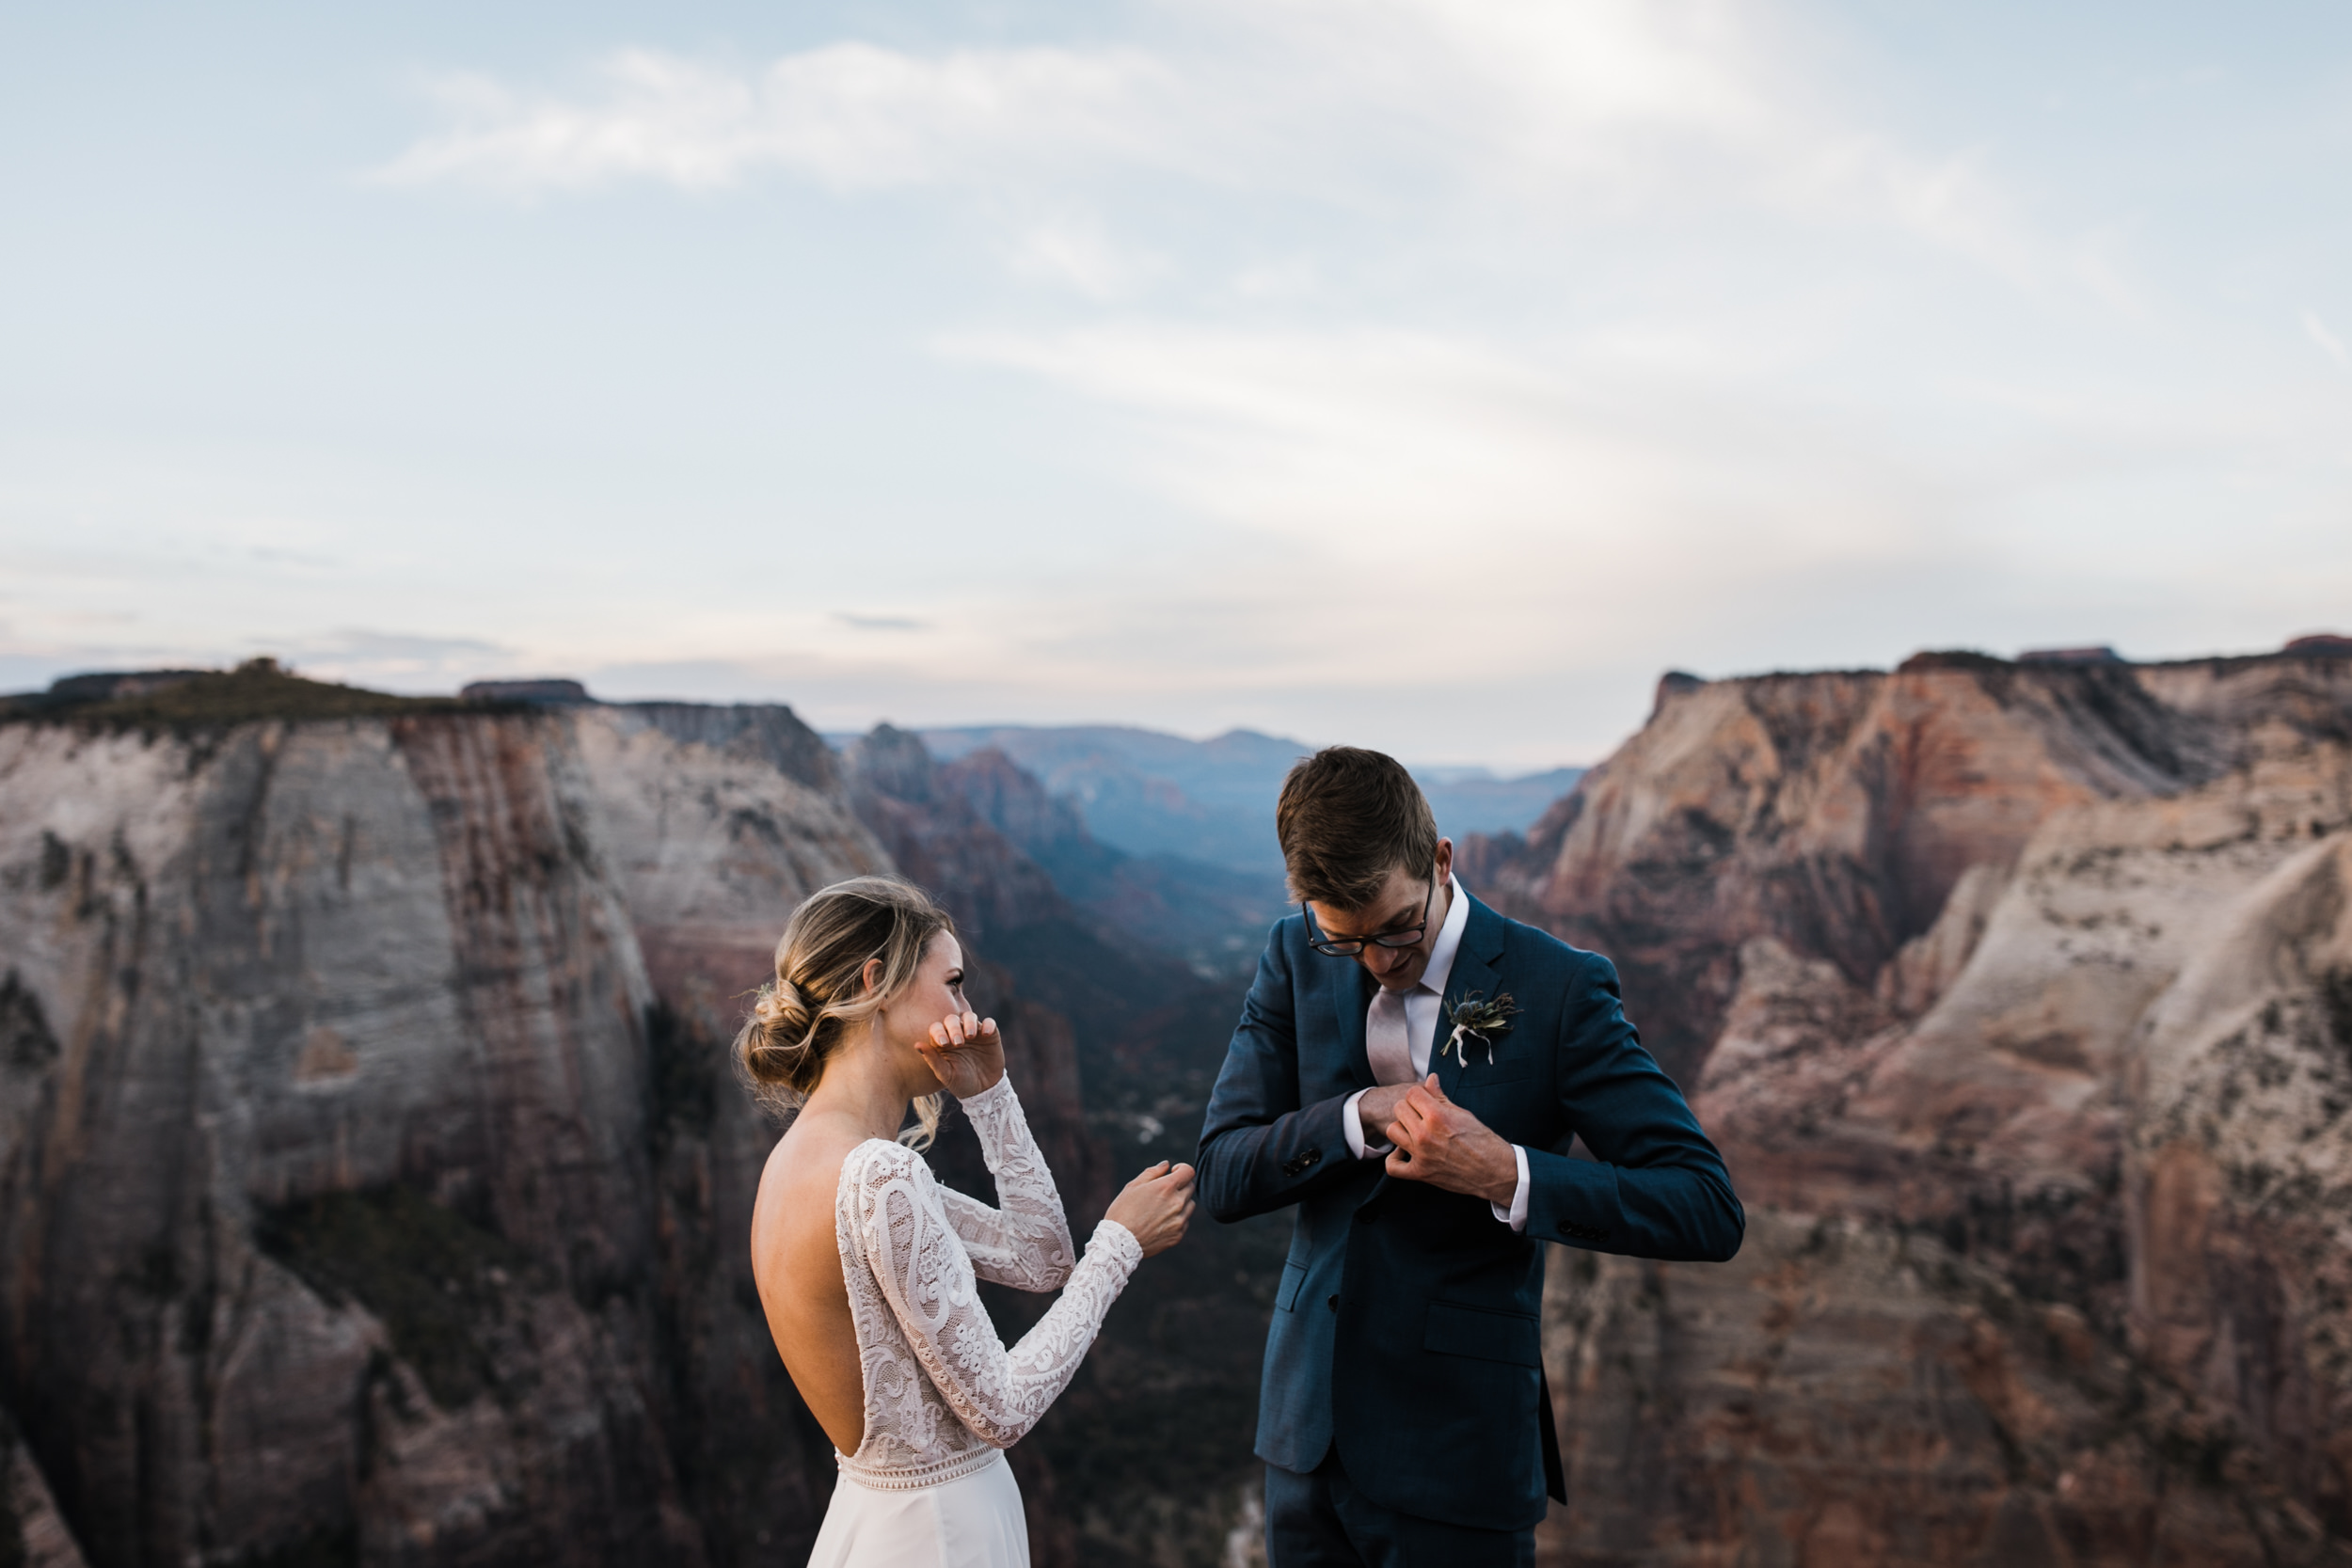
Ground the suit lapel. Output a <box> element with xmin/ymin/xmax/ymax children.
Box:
<box><xmin>1431</xmin><ymin>895</ymin><xmax>1509</xmax><ymax>1098</ymax></box>
<box><xmin>1332</xmin><ymin>953</ymin><xmax>1376</xmax><ymax>1091</ymax></box>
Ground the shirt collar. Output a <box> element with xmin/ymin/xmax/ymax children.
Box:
<box><xmin>1417</xmin><ymin>874</ymin><xmax>1470</xmax><ymax>999</ymax></box>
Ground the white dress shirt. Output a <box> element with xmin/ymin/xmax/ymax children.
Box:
<box><xmin>1341</xmin><ymin>876</ymin><xmax>1532</xmax><ymax>1230</ymax></box>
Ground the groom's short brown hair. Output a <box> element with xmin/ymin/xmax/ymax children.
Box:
<box><xmin>1277</xmin><ymin>747</ymin><xmax>1439</xmax><ymax>911</ymax></box>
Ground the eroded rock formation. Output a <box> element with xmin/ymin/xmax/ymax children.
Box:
<box><xmin>0</xmin><ymin>674</ymin><xmax>1274</xmax><ymax>1568</ymax></box>
<box><xmin>17</xmin><ymin>642</ymin><xmax>2350</xmax><ymax>1566</ymax></box>
<box><xmin>0</xmin><ymin>710</ymin><xmax>705</xmax><ymax>1566</ymax></box>
<box><xmin>0</xmin><ymin>685</ymin><xmax>1050</xmax><ymax>1565</ymax></box>
<box><xmin>1471</xmin><ymin>648</ymin><xmax>2352</xmax><ymax>1565</ymax></box>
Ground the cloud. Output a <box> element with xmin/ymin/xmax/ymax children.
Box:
<box><xmin>327</xmin><ymin>0</ymin><xmax>2289</xmax><ymax>764</ymax></box>
<box><xmin>1001</xmin><ymin>215</ymin><xmax>1166</xmax><ymax>298</ymax></box>
<box><xmin>376</xmin><ymin>43</ymin><xmax>1172</xmax><ymax>193</ymax></box>
<box><xmin>2306</xmin><ymin>309</ymin><xmax>2350</xmax><ymax>372</ymax></box>
<box><xmin>269</xmin><ymin>628</ymin><xmax>516</xmax><ymax>686</ymax></box>
<box><xmin>938</xmin><ymin>320</ymin><xmax>1959</xmax><ymax>683</ymax></box>
<box><xmin>376</xmin><ymin>0</ymin><xmax>2048</xmax><ymax>278</ymax></box>
<box><xmin>286</xmin><ymin>628</ymin><xmax>509</xmax><ymax>659</ymax></box>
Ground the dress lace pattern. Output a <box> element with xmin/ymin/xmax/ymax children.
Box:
<box><xmin>834</xmin><ymin>1078</ymin><xmax>1141</xmax><ymax>1489</ymax></box>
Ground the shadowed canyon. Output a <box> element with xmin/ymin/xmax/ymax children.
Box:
<box><xmin>4</xmin><ymin>643</ymin><xmax>2352</xmax><ymax>1565</ymax></box>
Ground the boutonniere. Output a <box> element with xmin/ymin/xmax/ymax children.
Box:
<box><xmin>1441</xmin><ymin>991</ymin><xmax>1520</xmax><ymax>1066</ymax></box>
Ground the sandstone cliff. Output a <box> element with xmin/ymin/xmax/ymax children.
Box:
<box><xmin>0</xmin><ymin>670</ymin><xmax>1276</xmax><ymax>1568</ymax></box>
<box><xmin>1468</xmin><ymin>647</ymin><xmax>2352</xmax><ymax>1565</ymax></box>
<box><xmin>0</xmin><ymin>674</ymin><xmax>932</xmax><ymax>1566</ymax></box>
<box><xmin>24</xmin><ymin>641</ymin><xmax>2344</xmax><ymax>1567</ymax></box>
<box><xmin>0</xmin><ymin>705</ymin><xmax>699</xmax><ymax>1566</ymax></box>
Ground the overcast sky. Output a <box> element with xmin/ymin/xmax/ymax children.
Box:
<box><xmin>4</xmin><ymin>1</ymin><xmax>2348</xmax><ymax>767</ymax></box>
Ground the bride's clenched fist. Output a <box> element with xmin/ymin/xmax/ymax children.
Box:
<box><xmin>1106</xmin><ymin>1161</ymin><xmax>1196</xmax><ymax>1258</ymax></box>
<box><xmin>917</xmin><ymin>1009</ymin><xmax>1007</xmax><ymax>1099</ymax></box>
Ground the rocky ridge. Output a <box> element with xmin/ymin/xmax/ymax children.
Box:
<box><xmin>1467</xmin><ymin>646</ymin><xmax>2352</xmax><ymax>1565</ymax></box>
<box><xmin>16</xmin><ymin>641</ymin><xmax>2352</xmax><ymax>1567</ymax></box>
<box><xmin>0</xmin><ymin>669</ymin><xmax>1260</xmax><ymax>1568</ymax></box>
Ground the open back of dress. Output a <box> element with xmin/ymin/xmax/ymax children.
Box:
<box><xmin>809</xmin><ymin>1079</ymin><xmax>1140</xmax><ymax>1566</ymax></box>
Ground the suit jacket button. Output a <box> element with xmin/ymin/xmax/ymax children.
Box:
<box><xmin>1327</xmin><ymin>1294</ymin><xmax>1340</xmax><ymax>1312</ymax></box>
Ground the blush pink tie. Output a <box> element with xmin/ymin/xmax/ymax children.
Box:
<box><xmin>1365</xmin><ymin>987</ymin><xmax>1415</xmax><ymax>1087</ymax></box>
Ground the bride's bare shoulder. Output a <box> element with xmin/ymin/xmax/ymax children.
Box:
<box><xmin>762</xmin><ymin>1114</ymin><xmax>858</xmax><ymax>1196</ymax></box>
<box><xmin>753</xmin><ymin>1117</ymin><xmax>867</xmax><ymax>1288</ymax></box>
<box><xmin>757</xmin><ymin>1113</ymin><xmax>914</xmax><ymax>1219</ymax></box>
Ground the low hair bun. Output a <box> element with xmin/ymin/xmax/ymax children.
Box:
<box><xmin>753</xmin><ymin>978</ymin><xmax>814</xmax><ymax>1037</ymax></box>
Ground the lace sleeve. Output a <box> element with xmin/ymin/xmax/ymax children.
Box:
<box><xmin>846</xmin><ymin>1141</ymin><xmax>1143</xmax><ymax>1449</ymax></box>
<box><xmin>937</xmin><ymin>1079</ymin><xmax>1077</xmax><ymax>1291</ymax></box>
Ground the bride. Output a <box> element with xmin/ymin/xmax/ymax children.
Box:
<box><xmin>745</xmin><ymin>877</ymin><xmax>1196</xmax><ymax>1566</ymax></box>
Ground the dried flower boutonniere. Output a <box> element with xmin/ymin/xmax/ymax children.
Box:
<box><xmin>1441</xmin><ymin>991</ymin><xmax>1521</xmax><ymax>1066</ymax></box>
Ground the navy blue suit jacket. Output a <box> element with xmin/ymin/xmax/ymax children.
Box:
<box><xmin>1196</xmin><ymin>894</ymin><xmax>1742</xmax><ymax>1530</ymax></box>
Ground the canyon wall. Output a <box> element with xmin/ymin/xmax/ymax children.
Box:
<box><xmin>1468</xmin><ymin>650</ymin><xmax>2352</xmax><ymax>1565</ymax></box>
<box><xmin>0</xmin><ymin>710</ymin><xmax>696</xmax><ymax>1567</ymax></box>
<box><xmin>14</xmin><ymin>645</ymin><xmax>2352</xmax><ymax>1567</ymax></box>
<box><xmin>0</xmin><ymin>681</ymin><xmax>1109</xmax><ymax>1567</ymax></box>
<box><xmin>0</xmin><ymin>674</ymin><xmax>1276</xmax><ymax>1568</ymax></box>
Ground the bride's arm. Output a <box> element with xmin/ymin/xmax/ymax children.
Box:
<box><xmin>846</xmin><ymin>1141</ymin><xmax>1140</xmax><ymax>1449</ymax></box>
<box><xmin>937</xmin><ymin>1079</ymin><xmax>1078</xmax><ymax>1291</ymax></box>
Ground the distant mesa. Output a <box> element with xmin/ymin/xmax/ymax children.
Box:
<box><xmin>460</xmin><ymin>678</ymin><xmax>592</xmax><ymax>705</ymax></box>
<box><xmin>45</xmin><ymin>668</ymin><xmax>210</xmax><ymax>702</ymax></box>
<box><xmin>1896</xmin><ymin>648</ymin><xmax>2012</xmax><ymax>673</ymax></box>
<box><xmin>1653</xmin><ymin>670</ymin><xmax>1708</xmax><ymax>716</ymax></box>
<box><xmin>2284</xmin><ymin>632</ymin><xmax>2352</xmax><ymax>657</ymax></box>
<box><xmin>4</xmin><ymin>657</ymin><xmax>463</xmax><ymax>726</ymax></box>
<box><xmin>2018</xmin><ymin>644</ymin><xmax>2124</xmax><ymax>665</ymax></box>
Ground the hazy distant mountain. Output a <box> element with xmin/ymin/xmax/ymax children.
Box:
<box><xmin>914</xmin><ymin>725</ymin><xmax>1299</xmax><ymax>873</ymax></box>
<box><xmin>1414</xmin><ymin>765</ymin><xmax>1591</xmax><ymax>843</ymax></box>
<box><xmin>903</xmin><ymin>724</ymin><xmax>1586</xmax><ymax>876</ymax></box>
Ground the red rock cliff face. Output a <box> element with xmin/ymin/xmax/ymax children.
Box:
<box><xmin>0</xmin><ymin>714</ymin><xmax>705</xmax><ymax>1567</ymax></box>
<box><xmin>1470</xmin><ymin>651</ymin><xmax>2352</xmax><ymax>1566</ymax></box>
<box><xmin>1474</xmin><ymin>657</ymin><xmax>2230</xmax><ymax>1084</ymax></box>
<box><xmin>0</xmin><ymin>689</ymin><xmax>1230</xmax><ymax>1568</ymax></box>
<box><xmin>565</xmin><ymin>705</ymin><xmax>898</xmax><ymax>1567</ymax></box>
<box><xmin>0</xmin><ymin>698</ymin><xmax>1053</xmax><ymax>1567</ymax></box>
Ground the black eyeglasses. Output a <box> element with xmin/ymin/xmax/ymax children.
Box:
<box><xmin>1303</xmin><ymin>878</ymin><xmax>1435</xmax><ymax>958</ymax></box>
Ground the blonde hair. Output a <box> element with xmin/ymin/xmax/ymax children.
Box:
<box><xmin>736</xmin><ymin>876</ymin><xmax>956</xmax><ymax>1148</ymax></box>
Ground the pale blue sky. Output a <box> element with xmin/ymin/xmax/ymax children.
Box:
<box><xmin>4</xmin><ymin>1</ymin><xmax>2348</xmax><ymax>766</ymax></box>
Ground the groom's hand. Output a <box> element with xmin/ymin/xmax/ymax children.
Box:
<box><xmin>1386</xmin><ymin>1075</ymin><xmax>1518</xmax><ymax>1206</ymax></box>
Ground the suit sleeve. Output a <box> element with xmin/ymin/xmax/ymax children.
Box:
<box><xmin>1196</xmin><ymin>927</ymin><xmax>1369</xmax><ymax>1224</ymax></box>
<box><xmin>1523</xmin><ymin>952</ymin><xmax>1744</xmax><ymax>1262</ymax></box>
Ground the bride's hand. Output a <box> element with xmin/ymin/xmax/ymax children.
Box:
<box><xmin>1105</xmin><ymin>1162</ymin><xmax>1195</xmax><ymax>1259</ymax></box>
<box><xmin>917</xmin><ymin>1009</ymin><xmax>1007</xmax><ymax>1099</ymax></box>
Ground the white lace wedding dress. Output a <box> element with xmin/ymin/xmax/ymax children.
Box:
<box><xmin>808</xmin><ymin>1077</ymin><xmax>1142</xmax><ymax>1567</ymax></box>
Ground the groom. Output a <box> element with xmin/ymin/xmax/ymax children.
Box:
<box><xmin>1197</xmin><ymin>747</ymin><xmax>1743</xmax><ymax>1565</ymax></box>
